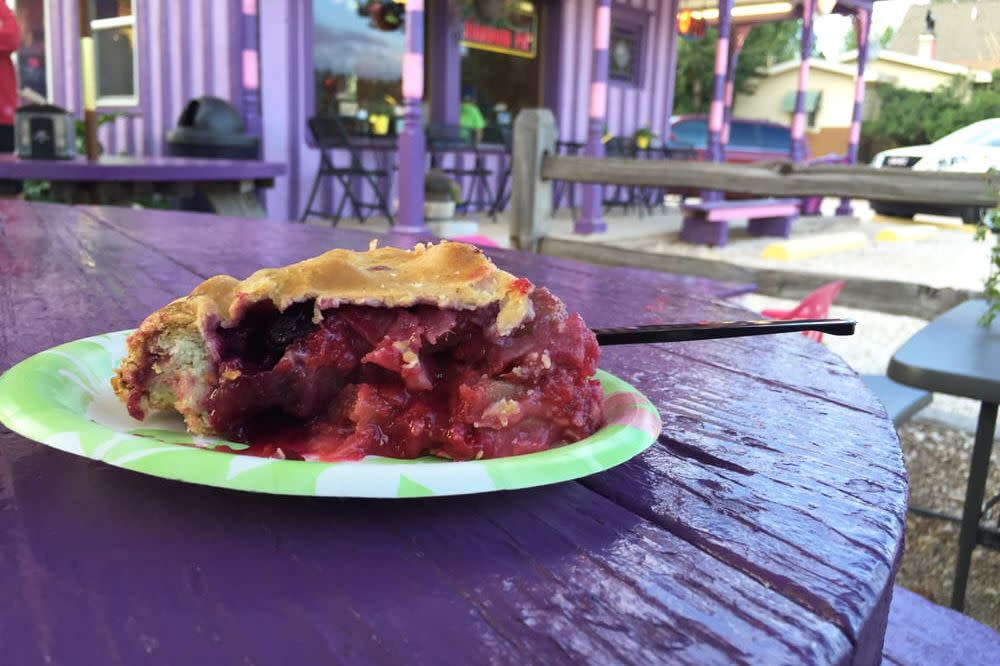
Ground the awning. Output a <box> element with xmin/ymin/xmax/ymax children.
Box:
<box><xmin>781</xmin><ymin>90</ymin><xmax>821</xmax><ymax>113</ymax></box>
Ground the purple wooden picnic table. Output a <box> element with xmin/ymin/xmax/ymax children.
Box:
<box><xmin>0</xmin><ymin>154</ymin><xmax>286</xmax><ymax>218</ymax></box>
<box><xmin>0</xmin><ymin>201</ymin><xmax>906</xmax><ymax>665</ymax></box>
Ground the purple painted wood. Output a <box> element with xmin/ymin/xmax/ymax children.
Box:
<box><xmin>836</xmin><ymin>7</ymin><xmax>872</xmax><ymax>216</ymax></box>
<box><xmin>577</xmin><ymin>0</ymin><xmax>612</xmax><ymax>234</ymax></box>
<box><xmin>747</xmin><ymin>215</ymin><xmax>795</xmax><ymax>237</ymax></box>
<box><xmin>883</xmin><ymin>587</ymin><xmax>1000</xmax><ymax>666</ymax></box>
<box><xmin>791</xmin><ymin>0</ymin><xmax>817</xmax><ymax>163</ymax></box>
<box><xmin>0</xmin><ymin>155</ymin><xmax>285</xmax><ymax>182</ymax></box>
<box><xmin>0</xmin><ymin>202</ymin><xmax>905</xmax><ymax>664</ymax></box>
<box><xmin>396</xmin><ymin>0</ymin><xmax>427</xmax><ymax>231</ymax></box>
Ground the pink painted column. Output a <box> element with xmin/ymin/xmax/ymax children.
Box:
<box><xmin>240</xmin><ymin>0</ymin><xmax>261</xmax><ymax>138</ymax></box>
<box><xmin>576</xmin><ymin>0</ymin><xmax>612</xmax><ymax>235</ymax></box>
<box><xmin>790</xmin><ymin>0</ymin><xmax>816</xmax><ymax>163</ymax></box>
<box><xmin>661</xmin><ymin>0</ymin><xmax>681</xmax><ymax>137</ymax></box>
<box><xmin>720</xmin><ymin>24</ymin><xmax>752</xmax><ymax>162</ymax></box>
<box><xmin>396</xmin><ymin>0</ymin><xmax>428</xmax><ymax>232</ymax></box>
<box><xmin>701</xmin><ymin>0</ymin><xmax>733</xmax><ymax>203</ymax></box>
<box><xmin>836</xmin><ymin>8</ymin><xmax>872</xmax><ymax>216</ymax></box>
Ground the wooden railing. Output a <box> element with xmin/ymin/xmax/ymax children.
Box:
<box><xmin>510</xmin><ymin>110</ymin><xmax>1000</xmax><ymax>250</ymax></box>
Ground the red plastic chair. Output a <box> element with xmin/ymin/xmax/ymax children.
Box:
<box><xmin>761</xmin><ymin>280</ymin><xmax>845</xmax><ymax>343</ymax></box>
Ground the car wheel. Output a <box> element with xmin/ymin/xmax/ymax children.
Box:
<box><xmin>871</xmin><ymin>201</ymin><xmax>913</xmax><ymax>219</ymax></box>
<box><xmin>960</xmin><ymin>207</ymin><xmax>994</xmax><ymax>227</ymax></box>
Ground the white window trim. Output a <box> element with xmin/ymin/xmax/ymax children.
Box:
<box><xmin>91</xmin><ymin>2</ymin><xmax>139</xmax><ymax>108</ymax></box>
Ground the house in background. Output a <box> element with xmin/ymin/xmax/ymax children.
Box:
<box><xmin>732</xmin><ymin>58</ymin><xmax>879</xmax><ymax>156</ymax></box>
<box><xmin>888</xmin><ymin>0</ymin><xmax>999</xmax><ymax>72</ymax></box>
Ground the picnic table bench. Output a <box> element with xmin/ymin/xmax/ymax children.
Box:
<box><xmin>0</xmin><ymin>201</ymin><xmax>909</xmax><ymax>664</ymax></box>
<box><xmin>680</xmin><ymin>197</ymin><xmax>801</xmax><ymax>246</ymax></box>
<box><xmin>0</xmin><ymin>154</ymin><xmax>286</xmax><ymax>218</ymax></box>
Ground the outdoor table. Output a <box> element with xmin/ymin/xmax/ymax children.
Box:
<box><xmin>888</xmin><ymin>299</ymin><xmax>1000</xmax><ymax>611</ymax></box>
<box><xmin>0</xmin><ymin>154</ymin><xmax>286</xmax><ymax>218</ymax></box>
<box><xmin>0</xmin><ymin>201</ymin><xmax>907</xmax><ymax>664</ymax></box>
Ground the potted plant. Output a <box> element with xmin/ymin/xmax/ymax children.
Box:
<box><xmin>634</xmin><ymin>127</ymin><xmax>657</xmax><ymax>150</ymax></box>
<box><xmin>424</xmin><ymin>168</ymin><xmax>461</xmax><ymax>220</ymax></box>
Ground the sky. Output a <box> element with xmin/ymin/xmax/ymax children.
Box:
<box><xmin>814</xmin><ymin>0</ymin><xmax>923</xmax><ymax>58</ymax></box>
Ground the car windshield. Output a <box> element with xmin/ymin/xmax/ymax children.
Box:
<box><xmin>934</xmin><ymin>120</ymin><xmax>1000</xmax><ymax>147</ymax></box>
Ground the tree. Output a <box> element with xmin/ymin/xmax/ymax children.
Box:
<box><xmin>862</xmin><ymin>73</ymin><xmax>1000</xmax><ymax>146</ymax></box>
<box><xmin>674</xmin><ymin>21</ymin><xmax>800</xmax><ymax>114</ymax></box>
<box><xmin>842</xmin><ymin>25</ymin><xmax>894</xmax><ymax>53</ymax></box>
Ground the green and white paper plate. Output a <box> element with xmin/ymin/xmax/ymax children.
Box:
<box><xmin>0</xmin><ymin>331</ymin><xmax>661</xmax><ymax>497</ymax></box>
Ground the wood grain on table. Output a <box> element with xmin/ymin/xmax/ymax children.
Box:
<box><xmin>0</xmin><ymin>201</ymin><xmax>905</xmax><ymax>665</ymax></box>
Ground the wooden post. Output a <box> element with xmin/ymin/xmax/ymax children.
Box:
<box><xmin>836</xmin><ymin>7</ymin><xmax>872</xmax><ymax>216</ymax></box>
<box><xmin>791</xmin><ymin>0</ymin><xmax>816</xmax><ymax>163</ymax></box>
<box><xmin>396</xmin><ymin>0</ymin><xmax>428</xmax><ymax>231</ymax></box>
<box><xmin>510</xmin><ymin>109</ymin><xmax>556</xmax><ymax>252</ymax></box>
<box><xmin>576</xmin><ymin>0</ymin><xmax>611</xmax><ymax>234</ymax></box>
<box><xmin>78</xmin><ymin>0</ymin><xmax>99</xmax><ymax>161</ymax></box>
<box><xmin>721</xmin><ymin>25</ymin><xmax>752</xmax><ymax>162</ymax></box>
<box><xmin>701</xmin><ymin>0</ymin><xmax>733</xmax><ymax>202</ymax></box>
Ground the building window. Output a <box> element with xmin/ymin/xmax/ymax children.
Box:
<box><xmin>609</xmin><ymin>8</ymin><xmax>646</xmax><ymax>88</ymax></box>
<box><xmin>91</xmin><ymin>0</ymin><xmax>138</xmax><ymax>106</ymax></box>
<box><xmin>12</xmin><ymin>0</ymin><xmax>49</xmax><ymax>102</ymax></box>
<box><xmin>312</xmin><ymin>0</ymin><xmax>404</xmax><ymax>124</ymax></box>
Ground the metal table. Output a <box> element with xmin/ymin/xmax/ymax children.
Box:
<box><xmin>888</xmin><ymin>299</ymin><xmax>1000</xmax><ymax>611</ymax></box>
<box><xmin>0</xmin><ymin>201</ymin><xmax>906</xmax><ymax>664</ymax></box>
<box><xmin>0</xmin><ymin>154</ymin><xmax>286</xmax><ymax>218</ymax></box>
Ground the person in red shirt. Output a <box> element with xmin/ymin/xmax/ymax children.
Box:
<box><xmin>0</xmin><ymin>2</ymin><xmax>20</xmax><ymax>153</ymax></box>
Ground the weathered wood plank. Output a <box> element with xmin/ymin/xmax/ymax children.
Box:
<box><xmin>541</xmin><ymin>155</ymin><xmax>1000</xmax><ymax>207</ymax></box>
<box><xmin>540</xmin><ymin>234</ymin><xmax>982</xmax><ymax>319</ymax></box>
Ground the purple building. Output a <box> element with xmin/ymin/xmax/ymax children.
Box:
<box><xmin>18</xmin><ymin>0</ymin><xmax>875</xmax><ymax>224</ymax></box>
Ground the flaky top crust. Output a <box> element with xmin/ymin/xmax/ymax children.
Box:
<box><xmin>164</xmin><ymin>241</ymin><xmax>531</xmax><ymax>334</ymax></box>
<box><xmin>113</xmin><ymin>241</ymin><xmax>535</xmax><ymax>410</ymax></box>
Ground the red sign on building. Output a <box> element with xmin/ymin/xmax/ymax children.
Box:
<box><xmin>462</xmin><ymin>18</ymin><xmax>537</xmax><ymax>58</ymax></box>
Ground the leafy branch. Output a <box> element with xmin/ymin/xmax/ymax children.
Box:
<box><xmin>975</xmin><ymin>208</ymin><xmax>999</xmax><ymax>326</ymax></box>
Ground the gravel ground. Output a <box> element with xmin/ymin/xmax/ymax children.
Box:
<box><xmin>743</xmin><ymin>294</ymin><xmax>1000</xmax><ymax>630</ymax></box>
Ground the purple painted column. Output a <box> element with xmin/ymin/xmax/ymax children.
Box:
<box><xmin>836</xmin><ymin>8</ymin><xmax>872</xmax><ymax>216</ymax></box>
<box><xmin>720</xmin><ymin>25</ymin><xmax>751</xmax><ymax>162</ymax></box>
<box><xmin>430</xmin><ymin>0</ymin><xmax>460</xmax><ymax>124</ymax></box>
<box><xmin>790</xmin><ymin>0</ymin><xmax>816</xmax><ymax>163</ymax></box>
<box><xmin>576</xmin><ymin>0</ymin><xmax>612</xmax><ymax>235</ymax></box>
<box><xmin>701</xmin><ymin>0</ymin><xmax>733</xmax><ymax>203</ymax></box>
<box><xmin>396</xmin><ymin>0</ymin><xmax>428</xmax><ymax>232</ymax></box>
<box><xmin>661</xmin><ymin>0</ymin><xmax>681</xmax><ymax>137</ymax></box>
<box><xmin>239</xmin><ymin>0</ymin><xmax>262</xmax><ymax>138</ymax></box>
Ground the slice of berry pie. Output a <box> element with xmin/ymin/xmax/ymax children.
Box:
<box><xmin>113</xmin><ymin>241</ymin><xmax>603</xmax><ymax>461</ymax></box>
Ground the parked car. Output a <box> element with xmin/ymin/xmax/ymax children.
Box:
<box><xmin>870</xmin><ymin>118</ymin><xmax>1000</xmax><ymax>224</ymax></box>
<box><xmin>668</xmin><ymin>115</ymin><xmax>827</xmax><ymax>213</ymax></box>
<box><xmin>669</xmin><ymin>115</ymin><xmax>806</xmax><ymax>163</ymax></box>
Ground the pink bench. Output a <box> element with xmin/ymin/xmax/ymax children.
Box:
<box><xmin>681</xmin><ymin>197</ymin><xmax>800</xmax><ymax>246</ymax></box>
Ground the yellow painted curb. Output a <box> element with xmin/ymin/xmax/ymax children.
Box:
<box><xmin>875</xmin><ymin>225</ymin><xmax>940</xmax><ymax>242</ymax></box>
<box><xmin>872</xmin><ymin>214</ymin><xmax>978</xmax><ymax>235</ymax></box>
<box><xmin>761</xmin><ymin>231</ymin><xmax>868</xmax><ymax>261</ymax></box>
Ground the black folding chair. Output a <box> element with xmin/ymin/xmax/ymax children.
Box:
<box><xmin>602</xmin><ymin>137</ymin><xmax>644</xmax><ymax>215</ymax></box>
<box><xmin>425</xmin><ymin>122</ymin><xmax>494</xmax><ymax>212</ymax></box>
<box><xmin>300</xmin><ymin>115</ymin><xmax>394</xmax><ymax>226</ymax></box>
<box><xmin>483</xmin><ymin>125</ymin><xmax>512</xmax><ymax>218</ymax></box>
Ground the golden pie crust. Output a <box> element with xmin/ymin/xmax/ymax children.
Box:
<box><xmin>112</xmin><ymin>241</ymin><xmax>535</xmax><ymax>434</ymax></box>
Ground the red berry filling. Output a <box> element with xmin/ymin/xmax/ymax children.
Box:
<box><xmin>202</xmin><ymin>288</ymin><xmax>602</xmax><ymax>461</ymax></box>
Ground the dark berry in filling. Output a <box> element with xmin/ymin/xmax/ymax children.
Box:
<box><xmin>204</xmin><ymin>288</ymin><xmax>603</xmax><ymax>461</ymax></box>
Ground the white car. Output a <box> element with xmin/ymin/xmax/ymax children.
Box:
<box><xmin>870</xmin><ymin>118</ymin><xmax>1000</xmax><ymax>224</ymax></box>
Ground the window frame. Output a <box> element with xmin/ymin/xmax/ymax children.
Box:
<box><xmin>8</xmin><ymin>0</ymin><xmax>54</xmax><ymax>102</ymax></box>
<box><xmin>608</xmin><ymin>4</ymin><xmax>648</xmax><ymax>89</ymax></box>
<box><xmin>90</xmin><ymin>1</ymin><xmax>139</xmax><ymax>108</ymax></box>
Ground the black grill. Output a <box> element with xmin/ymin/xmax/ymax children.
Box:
<box><xmin>883</xmin><ymin>155</ymin><xmax>921</xmax><ymax>168</ymax></box>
